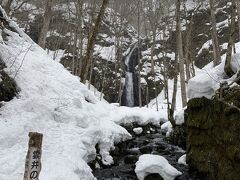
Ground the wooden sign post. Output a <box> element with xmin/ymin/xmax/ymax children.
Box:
<box><xmin>23</xmin><ymin>132</ymin><xmax>43</xmax><ymax>180</ymax></box>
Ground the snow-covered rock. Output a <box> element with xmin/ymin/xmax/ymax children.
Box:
<box><xmin>188</xmin><ymin>52</ymin><xmax>240</xmax><ymax>100</ymax></box>
<box><xmin>133</xmin><ymin>127</ymin><xmax>143</xmax><ymax>135</ymax></box>
<box><xmin>188</xmin><ymin>62</ymin><xmax>223</xmax><ymax>99</ymax></box>
<box><xmin>161</xmin><ymin>121</ymin><xmax>173</xmax><ymax>137</ymax></box>
<box><xmin>135</xmin><ymin>154</ymin><xmax>182</xmax><ymax>180</ymax></box>
<box><xmin>178</xmin><ymin>154</ymin><xmax>187</xmax><ymax>166</ymax></box>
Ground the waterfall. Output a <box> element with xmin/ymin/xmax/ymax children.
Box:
<box><xmin>124</xmin><ymin>46</ymin><xmax>136</xmax><ymax>107</ymax></box>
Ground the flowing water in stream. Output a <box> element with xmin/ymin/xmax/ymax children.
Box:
<box><xmin>90</xmin><ymin>125</ymin><xmax>200</xmax><ymax>180</ymax></box>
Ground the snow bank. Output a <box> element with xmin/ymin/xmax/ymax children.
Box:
<box><xmin>135</xmin><ymin>154</ymin><xmax>182</xmax><ymax>180</ymax></box>
<box><xmin>188</xmin><ymin>53</ymin><xmax>240</xmax><ymax>100</ymax></box>
<box><xmin>0</xmin><ymin>13</ymin><xmax>164</xmax><ymax>180</ymax></box>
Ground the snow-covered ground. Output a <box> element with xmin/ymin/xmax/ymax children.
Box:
<box><xmin>148</xmin><ymin>77</ymin><xmax>185</xmax><ymax>134</ymax></box>
<box><xmin>0</xmin><ymin>12</ymin><xmax>165</xmax><ymax>180</ymax></box>
<box><xmin>148</xmin><ymin>78</ymin><xmax>183</xmax><ymax>120</ymax></box>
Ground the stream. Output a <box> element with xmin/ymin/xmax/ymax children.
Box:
<box><xmin>90</xmin><ymin>124</ymin><xmax>200</xmax><ymax>180</ymax></box>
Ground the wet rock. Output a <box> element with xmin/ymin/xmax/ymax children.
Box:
<box><xmin>91</xmin><ymin>125</ymin><xmax>197</xmax><ymax>180</ymax></box>
<box><xmin>144</xmin><ymin>173</ymin><xmax>163</xmax><ymax>180</ymax></box>
<box><xmin>124</xmin><ymin>155</ymin><xmax>139</xmax><ymax>164</ymax></box>
<box><xmin>169</xmin><ymin>125</ymin><xmax>186</xmax><ymax>149</ymax></box>
<box><xmin>139</xmin><ymin>145</ymin><xmax>153</xmax><ymax>154</ymax></box>
<box><xmin>0</xmin><ymin>59</ymin><xmax>17</xmax><ymax>105</ymax></box>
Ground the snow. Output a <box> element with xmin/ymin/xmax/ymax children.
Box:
<box><xmin>0</xmin><ymin>13</ymin><xmax>166</xmax><ymax>180</ymax></box>
<box><xmin>174</xmin><ymin>109</ymin><xmax>185</xmax><ymax>125</ymax></box>
<box><xmin>148</xmin><ymin>78</ymin><xmax>183</xmax><ymax>122</ymax></box>
<box><xmin>198</xmin><ymin>40</ymin><xmax>212</xmax><ymax>55</ymax></box>
<box><xmin>133</xmin><ymin>127</ymin><xmax>143</xmax><ymax>135</ymax></box>
<box><xmin>47</xmin><ymin>49</ymin><xmax>65</xmax><ymax>62</ymax></box>
<box><xmin>85</xmin><ymin>81</ymin><xmax>108</xmax><ymax>103</ymax></box>
<box><xmin>94</xmin><ymin>44</ymin><xmax>115</xmax><ymax>62</ymax></box>
<box><xmin>161</xmin><ymin>121</ymin><xmax>173</xmax><ymax>137</ymax></box>
<box><xmin>188</xmin><ymin>52</ymin><xmax>240</xmax><ymax>100</ymax></box>
<box><xmin>178</xmin><ymin>154</ymin><xmax>187</xmax><ymax>166</ymax></box>
<box><xmin>135</xmin><ymin>154</ymin><xmax>182</xmax><ymax>180</ymax></box>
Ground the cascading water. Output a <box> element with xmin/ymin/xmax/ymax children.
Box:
<box><xmin>124</xmin><ymin>46</ymin><xmax>136</xmax><ymax>107</ymax></box>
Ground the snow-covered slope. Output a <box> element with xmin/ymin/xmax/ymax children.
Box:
<box><xmin>189</xmin><ymin>45</ymin><xmax>240</xmax><ymax>100</ymax></box>
<box><xmin>0</xmin><ymin>9</ymin><xmax>163</xmax><ymax>180</ymax></box>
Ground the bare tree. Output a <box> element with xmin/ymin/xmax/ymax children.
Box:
<box><xmin>183</xmin><ymin>3</ymin><xmax>201</xmax><ymax>81</ymax></box>
<box><xmin>1</xmin><ymin>0</ymin><xmax>12</xmax><ymax>14</ymax></box>
<box><xmin>80</xmin><ymin>0</ymin><xmax>110</xmax><ymax>82</ymax></box>
<box><xmin>137</xmin><ymin>0</ymin><xmax>142</xmax><ymax>107</ymax></box>
<box><xmin>209</xmin><ymin>0</ymin><xmax>221</xmax><ymax>66</ymax></box>
<box><xmin>176</xmin><ymin>0</ymin><xmax>187</xmax><ymax>107</ymax></box>
<box><xmin>224</xmin><ymin>0</ymin><xmax>236</xmax><ymax>77</ymax></box>
<box><xmin>237</xmin><ymin>0</ymin><xmax>240</xmax><ymax>39</ymax></box>
<box><xmin>38</xmin><ymin>0</ymin><xmax>53</xmax><ymax>49</ymax></box>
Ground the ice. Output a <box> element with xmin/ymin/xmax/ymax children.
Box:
<box><xmin>135</xmin><ymin>154</ymin><xmax>182</xmax><ymax>180</ymax></box>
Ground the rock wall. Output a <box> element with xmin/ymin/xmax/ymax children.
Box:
<box><xmin>0</xmin><ymin>58</ymin><xmax>17</xmax><ymax>106</ymax></box>
<box><xmin>186</xmin><ymin>95</ymin><xmax>240</xmax><ymax>180</ymax></box>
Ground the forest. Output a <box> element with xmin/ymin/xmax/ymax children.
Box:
<box><xmin>0</xmin><ymin>0</ymin><xmax>240</xmax><ymax>180</ymax></box>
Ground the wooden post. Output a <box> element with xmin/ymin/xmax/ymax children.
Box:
<box><xmin>23</xmin><ymin>132</ymin><xmax>43</xmax><ymax>180</ymax></box>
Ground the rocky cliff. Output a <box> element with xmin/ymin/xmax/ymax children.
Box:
<box><xmin>186</xmin><ymin>87</ymin><xmax>240</xmax><ymax>180</ymax></box>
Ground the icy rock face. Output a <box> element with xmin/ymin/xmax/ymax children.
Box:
<box><xmin>135</xmin><ymin>154</ymin><xmax>182</xmax><ymax>180</ymax></box>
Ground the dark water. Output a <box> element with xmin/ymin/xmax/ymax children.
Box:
<box><xmin>90</xmin><ymin>125</ymin><xmax>199</xmax><ymax>180</ymax></box>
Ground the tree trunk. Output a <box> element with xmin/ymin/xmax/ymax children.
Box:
<box><xmin>176</xmin><ymin>0</ymin><xmax>187</xmax><ymax>107</ymax></box>
<box><xmin>209</xmin><ymin>0</ymin><xmax>221</xmax><ymax>66</ymax></box>
<box><xmin>224</xmin><ymin>0</ymin><xmax>236</xmax><ymax>77</ymax></box>
<box><xmin>169</xmin><ymin>53</ymin><xmax>178</xmax><ymax>128</ymax></box>
<box><xmin>3</xmin><ymin>0</ymin><xmax>13</xmax><ymax>15</ymax></box>
<box><xmin>75</xmin><ymin>0</ymin><xmax>84</xmax><ymax>76</ymax></box>
<box><xmin>137</xmin><ymin>1</ymin><xmax>142</xmax><ymax>107</ymax></box>
<box><xmin>185</xmin><ymin>13</ymin><xmax>194</xmax><ymax>81</ymax></box>
<box><xmin>150</xmin><ymin>29</ymin><xmax>156</xmax><ymax>74</ymax></box>
<box><xmin>80</xmin><ymin>0</ymin><xmax>109</xmax><ymax>82</ymax></box>
<box><xmin>38</xmin><ymin>0</ymin><xmax>53</xmax><ymax>49</ymax></box>
<box><xmin>237</xmin><ymin>0</ymin><xmax>240</xmax><ymax>40</ymax></box>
